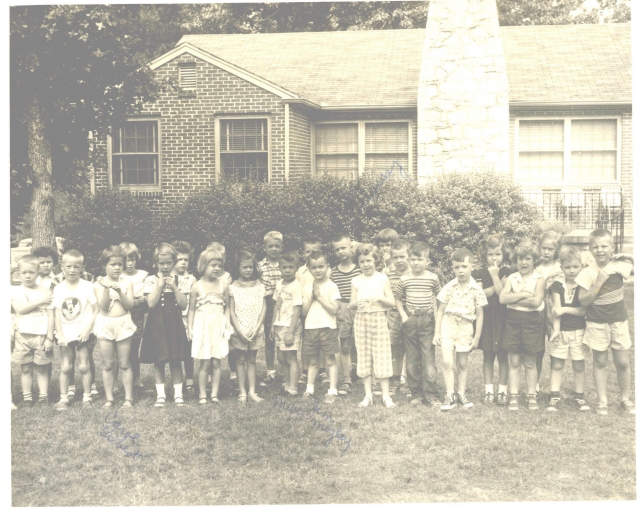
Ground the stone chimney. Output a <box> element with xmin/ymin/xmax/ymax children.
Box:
<box><xmin>417</xmin><ymin>0</ymin><xmax>509</xmax><ymax>184</ymax></box>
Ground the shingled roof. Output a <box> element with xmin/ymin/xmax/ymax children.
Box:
<box><xmin>176</xmin><ymin>23</ymin><xmax>630</xmax><ymax>108</ymax></box>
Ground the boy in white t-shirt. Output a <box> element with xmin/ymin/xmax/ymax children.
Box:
<box><xmin>301</xmin><ymin>251</ymin><xmax>341</xmax><ymax>404</ymax></box>
<box><xmin>11</xmin><ymin>255</ymin><xmax>54</xmax><ymax>405</ymax></box>
<box><xmin>272</xmin><ymin>250</ymin><xmax>303</xmax><ymax>396</ymax></box>
<box><xmin>53</xmin><ymin>250</ymin><xmax>99</xmax><ymax>410</ymax></box>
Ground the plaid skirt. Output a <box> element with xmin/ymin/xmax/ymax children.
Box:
<box><xmin>354</xmin><ymin>311</ymin><xmax>393</xmax><ymax>379</ymax></box>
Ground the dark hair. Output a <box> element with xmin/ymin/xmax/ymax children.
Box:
<box><xmin>354</xmin><ymin>243</ymin><xmax>383</xmax><ymax>270</ymax></box>
<box><xmin>515</xmin><ymin>239</ymin><xmax>541</xmax><ymax>265</ymax></box>
<box><xmin>307</xmin><ymin>250</ymin><xmax>328</xmax><ymax>266</ymax></box>
<box><xmin>451</xmin><ymin>247</ymin><xmax>474</xmax><ymax>263</ymax></box>
<box><xmin>173</xmin><ymin>240</ymin><xmax>195</xmax><ymax>262</ymax></box>
<box><xmin>558</xmin><ymin>245</ymin><xmax>583</xmax><ymax>266</ymax></box>
<box><xmin>280</xmin><ymin>250</ymin><xmax>300</xmax><ymax>267</ymax></box>
<box><xmin>99</xmin><ymin>245</ymin><xmax>126</xmax><ymax>267</ymax></box>
<box><xmin>232</xmin><ymin>249</ymin><xmax>259</xmax><ymax>280</ymax></box>
<box><xmin>331</xmin><ymin>232</ymin><xmax>351</xmax><ymax>244</ymax></box>
<box><xmin>373</xmin><ymin>228</ymin><xmax>399</xmax><ymax>245</ymax></box>
<box><xmin>303</xmin><ymin>238</ymin><xmax>323</xmax><ymax>249</ymax></box>
<box><xmin>32</xmin><ymin>246</ymin><xmax>58</xmax><ymax>265</ymax></box>
<box><xmin>479</xmin><ymin>233</ymin><xmax>513</xmax><ymax>267</ymax></box>
<box><xmin>390</xmin><ymin>239</ymin><xmax>411</xmax><ymax>254</ymax></box>
<box><xmin>409</xmin><ymin>241</ymin><xmax>430</xmax><ymax>258</ymax></box>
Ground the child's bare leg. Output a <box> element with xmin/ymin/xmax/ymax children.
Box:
<box><xmin>20</xmin><ymin>363</ymin><xmax>33</xmax><ymax>400</ymax></box>
<box><xmin>592</xmin><ymin>350</ymin><xmax>609</xmax><ymax>403</ymax></box>
<box><xmin>456</xmin><ymin>352</ymin><xmax>470</xmax><ymax>394</ymax></box>
<box><xmin>363</xmin><ymin>375</ymin><xmax>373</xmax><ymax>399</ymax></box>
<box><xmin>116</xmin><ymin>337</ymin><xmax>133</xmax><ymax>401</ymax></box>
<box><xmin>35</xmin><ymin>364</ymin><xmax>49</xmax><ymax>399</ymax></box>
<box><xmin>184</xmin><ymin>355</ymin><xmax>194</xmax><ymax>385</ymax></box>
<box><xmin>97</xmin><ymin>339</ymin><xmax>116</xmax><ymax>401</ymax></box>
<box><xmin>326</xmin><ymin>354</ymin><xmax>338</xmax><ymax>392</ymax></box>
<box><xmin>228</xmin><ymin>348</ymin><xmax>237</xmax><ymax>374</ymax></box>
<box><xmin>265</xmin><ymin>320</ymin><xmax>275</xmax><ymax>373</ymax></box>
<box><xmin>536</xmin><ymin>349</ymin><xmax>544</xmax><ymax>386</ymax></box>
<box><xmin>287</xmin><ymin>351</ymin><xmax>299</xmax><ymax>393</ymax></box>
<box><xmin>380</xmin><ymin>377</ymin><xmax>391</xmax><ymax>400</ymax></box>
<box><xmin>168</xmin><ymin>360</ymin><xmax>184</xmax><ymax>385</ymax></box>
<box><xmin>59</xmin><ymin>346</ymin><xmax>74</xmax><ymax>399</ymax></box>
<box><xmin>247</xmin><ymin>350</ymin><xmax>258</xmax><ymax>395</ymax></box>
<box><xmin>571</xmin><ymin>359</ymin><xmax>586</xmax><ymax>394</ymax></box>
<box><xmin>236</xmin><ymin>350</ymin><xmax>247</xmax><ymax>396</ymax></box>
<box><xmin>197</xmin><ymin>360</ymin><xmax>210</xmax><ymax>399</ymax></box>
<box><xmin>277</xmin><ymin>348</ymin><xmax>289</xmax><ymax>390</ymax></box>
<box><xmin>524</xmin><ymin>353</ymin><xmax>538</xmax><ymax>395</ymax></box>
<box><xmin>154</xmin><ymin>362</ymin><xmax>166</xmax><ymax>384</ymax></box>
<box><xmin>307</xmin><ymin>356</ymin><xmax>319</xmax><ymax>391</ymax></box>
<box><xmin>508</xmin><ymin>353</ymin><xmax>522</xmax><ymax>396</ymax></box>
<box><xmin>211</xmin><ymin>359</ymin><xmax>222</xmax><ymax>398</ymax></box>
<box><xmin>130</xmin><ymin>336</ymin><xmax>142</xmax><ymax>386</ymax></box>
<box><xmin>483</xmin><ymin>351</ymin><xmax>496</xmax><ymax>386</ymax></box>
<box><xmin>549</xmin><ymin>356</ymin><xmax>565</xmax><ymax>393</ymax></box>
<box><xmin>611</xmin><ymin>349</ymin><xmax>630</xmax><ymax>401</ymax></box>
<box><xmin>112</xmin><ymin>363</ymin><xmax>119</xmax><ymax>393</ymax></box>
<box><xmin>89</xmin><ymin>350</ymin><xmax>96</xmax><ymax>385</ymax></box>
<box><xmin>441</xmin><ymin>348</ymin><xmax>455</xmax><ymax>395</ymax></box>
<box><xmin>497</xmin><ymin>350</ymin><xmax>509</xmax><ymax>387</ymax></box>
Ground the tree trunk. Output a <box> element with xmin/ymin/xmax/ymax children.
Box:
<box><xmin>26</xmin><ymin>98</ymin><xmax>56</xmax><ymax>249</ymax></box>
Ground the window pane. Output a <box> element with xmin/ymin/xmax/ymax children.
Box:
<box><xmin>571</xmin><ymin>119</ymin><xmax>616</xmax><ymax>151</ymax></box>
<box><xmin>316</xmin><ymin>154</ymin><xmax>358</xmax><ymax>180</ymax></box>
<box><xmin>365</xmin><ymin>123</ymin><xmax>408</xmax><ymax>153</ymax></box>
<box><xmin>221</xmin><ymin>120</ymin><xmax>268</xmax><ymax>152</ymax></box>
<box><xmin>118</xmin><ymin>122</ymin><xmax>157</xmax><ymax>153</ymax></box>
<box><xmin>519</xmin><ymin>120</ymin><xmax>564</xmax><ymax>151</ymax></box>
<box><xmin>221</xmin><ymin>153</ymin><xmax>268</xmax><ymax>182</ymax></box>
<box><xmin>364</xmin><ymin>154</ymin><xmax>410</xmax><ymax>180</ymax></box>
<box><xmin>517</xmin><ymin>152</ymin><xmax>564</xmax><ymax>181</ymax></box>
<box><xmin>315</xmin><ymin>124</ymin><xmax>358</xmax><ymax>154</ymax></box>
<box><xmin>571</xmin><ymin>151</ymin><xmax>616</xmax><ymax>180</ymax></box>
<box><xmin>112</xmin><ymin>155</ymin><xmax>158</xmax><ymax>185</ymax></box>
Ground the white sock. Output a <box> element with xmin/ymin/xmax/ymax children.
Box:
<box><xmin>267</xmin><ymin>370</ymin><xmax>276</xmax><ymax>377</ymax></box>
<box><xmin>91</xmin><ymin>383</ymin><xmax>97</xmax><ymax>390</ymax></box>
<box><xmin>328</xmin><ymin>388</ymin><xmax>338</xmax><ymax>396</ymax></box>
<box><xmin>485</xmin><ymin>384</ymin><xmax>494</xmax><ymax>394</ymax></box>
<box><xmin>499</xmin><ymin>384</ymin><xmax>508</xmax><ymax>395</ymax></box>
<box><xmin>68</xmin><ymin>385</ymin><xmax>76</xmax><ymax>393</ymax></box>
<box><xmin>186</xmin><ymin>379</ymin><xmax>194</xmax><ymax>386</ymax></box>
<box><xmin>230</xmin><ymin>372</ymin><xmax>237</xmax><ymax>380</ymax></box>
<box><xmin>536</xmin><ymin>383</ymin><xmax>540</xmax><ymax>392</ymax></box>
<box><xmin>156</xmin><ymin>384</ymin><xmax>166</xmax><ymax>399</ymax></box>
<box><xmin>306</xmin><ymin>384</ymin><xmax>314</xmax><ymax>394</ymax></box>
<box><xmin>174</xmin><ymin>383</ymin><xmax>183</xmax><ymax>399</ymax></box>
<box><xmin>83</xmin><ymin>393</ymin><xmax>92</xmax><ymax>402</ymax></box>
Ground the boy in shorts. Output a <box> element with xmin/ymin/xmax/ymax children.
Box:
<box><xmin>11</xmin><ymin>255</ymin><xmax>54</xmax><ymax>405</ymax></box>
<box><xmin>330</xmin><ymin>233</ymin><xmax>361</xmax><ymax>395</ymax></box>
<box><xmin>302</xmin><ymin>250</ymin><xmax>341</xmax><ymax>404</ymax></box>
<box><xmin>272</xmin><ymin>250</ymin><xmax>303</xmax><ymax>396</ymax></box>
<box><xmin>434</xmin><ymin>248</ymin><xmax>487</xmax><ymax>410</ymax></box>
<box><xmin>576</xmin><ymin>229</ymin><xmax>635</xmax><ymax>415</ymax></box>
<box><xmin>395</xmin><ymin>241</ymin><xmax>442</xmax><ymax>408</ymax></box>
<box><xmin>547</xmin><ymin>246</ymin><xmax>590</xmax><ymax>412</ymax></box>
<box><xmin>53</xmin><ymin>250</ymin><xmax>99</xmax><ymax>409</ymax></box>
<box><xmin>258</xmin><ymin>231</ymin><xmax>283</xmax><ymax>387</ymax></box>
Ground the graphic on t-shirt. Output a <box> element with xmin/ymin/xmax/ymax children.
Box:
<box><xmin>61</xmin><ymin>297</ymin><xmax>82</xmax><ymax>322</ymax></box>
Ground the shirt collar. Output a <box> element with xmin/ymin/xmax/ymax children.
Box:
<box><xmin>451</xmin><ymin>276</ymin><xmax>482</xmax><ymax>291</ymax></box>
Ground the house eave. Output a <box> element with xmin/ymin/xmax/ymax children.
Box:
<box><xmin>282</xmin><ymin>99</ymin><xmax>416</xmax><ymax>111</ymax></box>
<box><xmin>509</xmin><ymin>100</ymin><xmax>632</xmax><ymax>111</ymax></box>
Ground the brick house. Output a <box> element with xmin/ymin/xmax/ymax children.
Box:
<box><xmin>92</xmin><ymin>23</ymin><xmax>632</xmax><ymax>245</ymax></box>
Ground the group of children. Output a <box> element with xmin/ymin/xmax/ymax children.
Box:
<box><xmin>10</xmin><ymin>227</ymin><xmax>635</xmax><ymax>416</ymax></box>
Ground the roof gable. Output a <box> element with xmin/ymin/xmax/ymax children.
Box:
<box><xmin>167</xmin><ymin>24</ymin><xmax>630</xmax><ymax>108</ymax></box>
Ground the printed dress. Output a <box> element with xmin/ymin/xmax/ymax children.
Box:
<box><xmin>140</xmin><ymin>274</ymin><xmax>188</xmax><ymax>364</ymax></box>
<box><xmin>229</xmin><ymin>280</ymin><xmax>266</xmax><ymax>351</ymax></box>
<box><xmin>191</xmin><ymin>280</ymin><xmax>231</xmax><ymax>360</ymax></box>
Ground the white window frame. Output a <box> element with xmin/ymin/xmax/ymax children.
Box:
<box><xmin>312</xmin><ymin>119</ymin><xmax>413</xmax><ymax>178</ymax></box>
<box><xmin>214</xmin><ymin>116</ymin><xmax>271</xmax><ymax>183</ymax></box>
<box><xmin>514</xmin><ymin>116</ymin><xmax>621</xmax><ymax>187</ymax></box>
<box><xmin>107</xmin><ymin>117</ymin><xmax>162</xmax><ymax>191</ymax></box>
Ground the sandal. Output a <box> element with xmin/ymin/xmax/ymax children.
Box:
<box><xmin>154</xmin><ymin>396</ymin><xmax>166</xmax><ymax>408</ymax></box>
<box><xmin>238</xmin><ymin>394</ymin><xmax>247</xmax><ymax>404</ymax></box>
<box><xmin>122</xmin><ymin>399</ymin><xmax>133</xmax><ymax>408</ymax></box>
<box><xmin>358</xmin><ymin>396</ymin><xmax>373</xmax><ymax>407</ymax></box>
<box><xmin>383</xmin><ymin>397</ymin><xmax>396</xmax><ymax>409</ymax></box>
<box><xmin>211</xmin><ymin>396</ymin><xmax>220</xmax><ymax>404</ymax></box>
<box><xmin>102</xmin><ymin>400</ymin><xmax>114</xmax><ymax>408</ymax></box>
<box><xmin>175</xmin><ymin>396</ymin><xmax>185</xmax><ymax>407</ymax></box>
<box><xmin>248</xmin><ymin>393</ymin><xmax>263</xmax><ymax>403</ymax></box>
<box><xmin>198</xmin><ymin>397</ymin><xmax>209</xmax><ymax>405</ymax></box>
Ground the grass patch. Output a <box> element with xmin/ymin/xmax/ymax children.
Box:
<box><xmin>11</xmin><ymin>284</ymin><xmax>635</xmax><ymax>505</ymax></box>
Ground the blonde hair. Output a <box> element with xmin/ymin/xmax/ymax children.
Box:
<box><xmin>538</xmin><ymin>231</ymin><xmax>562</xmax><ymax>260</ymax></box>
<box><xmin>263</xmin><ymin>231</ymin><xmax>283</xmax><ymax>244</ymax></box>
<box><xmin>18</xmin><ymin>254</ymin><xmax>39</xmax><ymax>271</ymax></box>
<box><xmin>206</xmin><ymin>242</ymin><xmax>226</xmax><ymax>258</ymax></box>
<box><xmin>152</xmin><ymin>243</ymin><xmax>177</xmax><ymax>265</ymax></box>
<box><xmin>197</xmin><ymin>249</ymin><xmax>224</xmax><ymax>274</ymax></box>
<box><xmin>119</xmin><ymin>242</ymin><xmax>140</xmax><ymax>261</ymax></box>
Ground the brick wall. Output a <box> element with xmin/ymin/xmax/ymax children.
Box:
<box><xmin>509</xmin><ymin>107</ymin><xmax>633</xmax><ymax>235</ymax></box>
<box><xmin>93</xmin><ymin>53</ymin><xmax>286</xmax><ymax>208</ymax></box>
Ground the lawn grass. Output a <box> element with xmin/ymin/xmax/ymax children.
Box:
<box><xmin>11</xmin><ymin>284</ymin><xmax>635</xmax><ymax>505</ymax></box>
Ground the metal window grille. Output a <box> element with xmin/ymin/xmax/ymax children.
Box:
<box><xmin>111</xmin><ymin>121</ymin><xmax>159</xmax><ymax>185</ymax></box>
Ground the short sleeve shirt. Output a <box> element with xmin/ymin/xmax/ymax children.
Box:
<box><xmin>437</xmin><ymin>277</ymin><xmax>488</xmax><ymax>321</ymax></box>
<box><xmin>537</xmin><ymin>261</ymin><xmax>564</xmax><ymax>289</ymax></box>
<box><xmin>472</xmin><ymin>266</ymin><xmax>516</xmax><ymax>290</ymax></box>
<box><xmin>120</xmin><ymin>270</ymin><xmax>148</xmax><ymax>299</ymax></box>
<box><xmin>351</xmin><ymin>272</ymin><xmax>391</xmax><ymax>313</ymax></box>
<box><xmin>36</xmin><ymin>274</ymin><xmax>58</xmax><ymax>293</ymax></box>
<box><xmin>574</xmin><ymin>263</ymin><xmax>627</xmax><ymax>323</ymax></box>
<box><xmin>395</xmin><ymin>271</ymin><xmax>441</xmax><ymax>314</ymax></box>
<box><xmin>173</xmin><ymin>272</ymin><xmax>197</xmax><ymax>316</ymax></box>
<box><xmin>506</xmin><ymin>271</ymin><xmax>544</xmax><ymax>311</ymax></box>
<box><xmin>549</xmin><ymin>279</ymin><xmax>586</xmax><ymax>331</ymax></box>
<box><xmin>273</xmin><ymin>279</ymin><xmax>303</xmax><ymax>327</ymax></box>
<box><xmin>53</xmin><ymin>279</ymin><xmax>97</xmax><ymax>340</ymax></box>
<box><xmin>302</xmin><ymin>279</ymin><xmax>341</xmax><ymax>329</ymax></box>
<box><xmin>12</xmin><ymin>285</ymin><xmax>54</xmax><ymax>335</ymax></box>
<box><xmin>258</xmin><ymin>258</ymin><xmax>281</xmax><ymax>296</ymax></box>
<box><xmin>330</xmin><ymin>265</ymin><xmax>361</xmax><ymax>302</ymax></box>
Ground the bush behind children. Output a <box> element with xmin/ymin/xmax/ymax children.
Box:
<box><xmin>11</xmin><ymin>228</ymin><xmax>635</xmax><ymax>418</ymax></box>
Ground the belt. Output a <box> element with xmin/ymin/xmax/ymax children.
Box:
<box><xmin>407</xmin><ymin>308</ymin><xmax>431</xmax><ymax>316</ymax></box>
<box><xmin>446</xmin><ymin>313</ymin><xmax>473</xmax><ymax>323</ymax></box>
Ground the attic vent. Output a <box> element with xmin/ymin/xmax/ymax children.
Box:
<box><xmin>179</xmin><ymin>63</ymin><xmax>196</xmax><ymax>90</ymax></box>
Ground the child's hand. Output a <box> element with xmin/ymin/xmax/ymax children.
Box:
<box><xmin>284</xmin><ymin>330</ymin><xmax>294</xmax><ymax>347</ymax></box>
<box><xmin>432</xmin><ymin>333</ymin><xmax>441</xmax><ymax>346</ymax></box>
<box><xmin>164</xmin><ymin>276</ymin><xmax>177</xmax><ymax>290</ymax></box>
<box><xmin>470</xmin><ymin>338</ymin><xmax>480</xmax><ymax>351</ymax></box>
<box><xmin>487</xmin><ymin>263</ymin><xmax>500</xmax><ymax>279</ymax></box>
<box><xmin>97</xmin><ymin>276</ymin><xmax>110</xmax><ymax>288</ymax></box>
<box><xmin>245</xmin><ymin>328</ymin><xmax>254</xmax><ymax>341</ymax></box>
<box><xmin>400</xmin><ymin>312</ymin><xmax>409</xmax><ymax>324</ymax></box>
<box><xmin>79</xmin><ymin>327</ymin><xmax>92</xmax><ymax>343</ymax></box>
<box><xmin>549</xmin><ymin>331</ymin><xmax>560</xmax><ymax>344</ymax></box>
<box><xmin>270</xmin><ymin>328</ymin><xmax>276</xmax><ymax>342</ymax></box>
<box><xmin>43</xmin><ymin>338</ymin><xmax>53</xmax><ymax>354</ymax></box>
<box><xmin>57</xmin><ymin>336</ymin><xmax>68</xmax><ymax>347</ymax></box>
<box><xmin>348</xmin><ymin>302</ymin><xmax>358</xmax><ymax>311</ymax></box>
<box><xmin>312</xmin><ymin>283</ymin><xmax>321</xmax><ymax>299</ymax></box>
<box><xmin>41</xmin><ymin>293</ymin><xmax>54</xmax><ymax>306</ymax></box>
<box><xmin>187</xmin><ymin>327</ymin><xmax>192</xmax><ymax>341</ymax></box>
<box><xmin>137</xmin><ymin>296</ymin><xmax>146</xmax><ymax>304</ymax></box>
<box><xmin>111</xmin><ymin>282</ymin><xmax>121</xmax><ymax>293</ymax></box>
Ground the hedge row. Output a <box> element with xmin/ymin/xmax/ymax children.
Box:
<box><xmin>58</xmin><ymin>171</ymin><xmax>541</xmax><ymax>277</ymax></box>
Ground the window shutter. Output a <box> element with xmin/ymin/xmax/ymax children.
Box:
<box><xmin>179</xmin><ymin>63</ymin><xmax>196</xmax><ymax>90</ymax></box>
